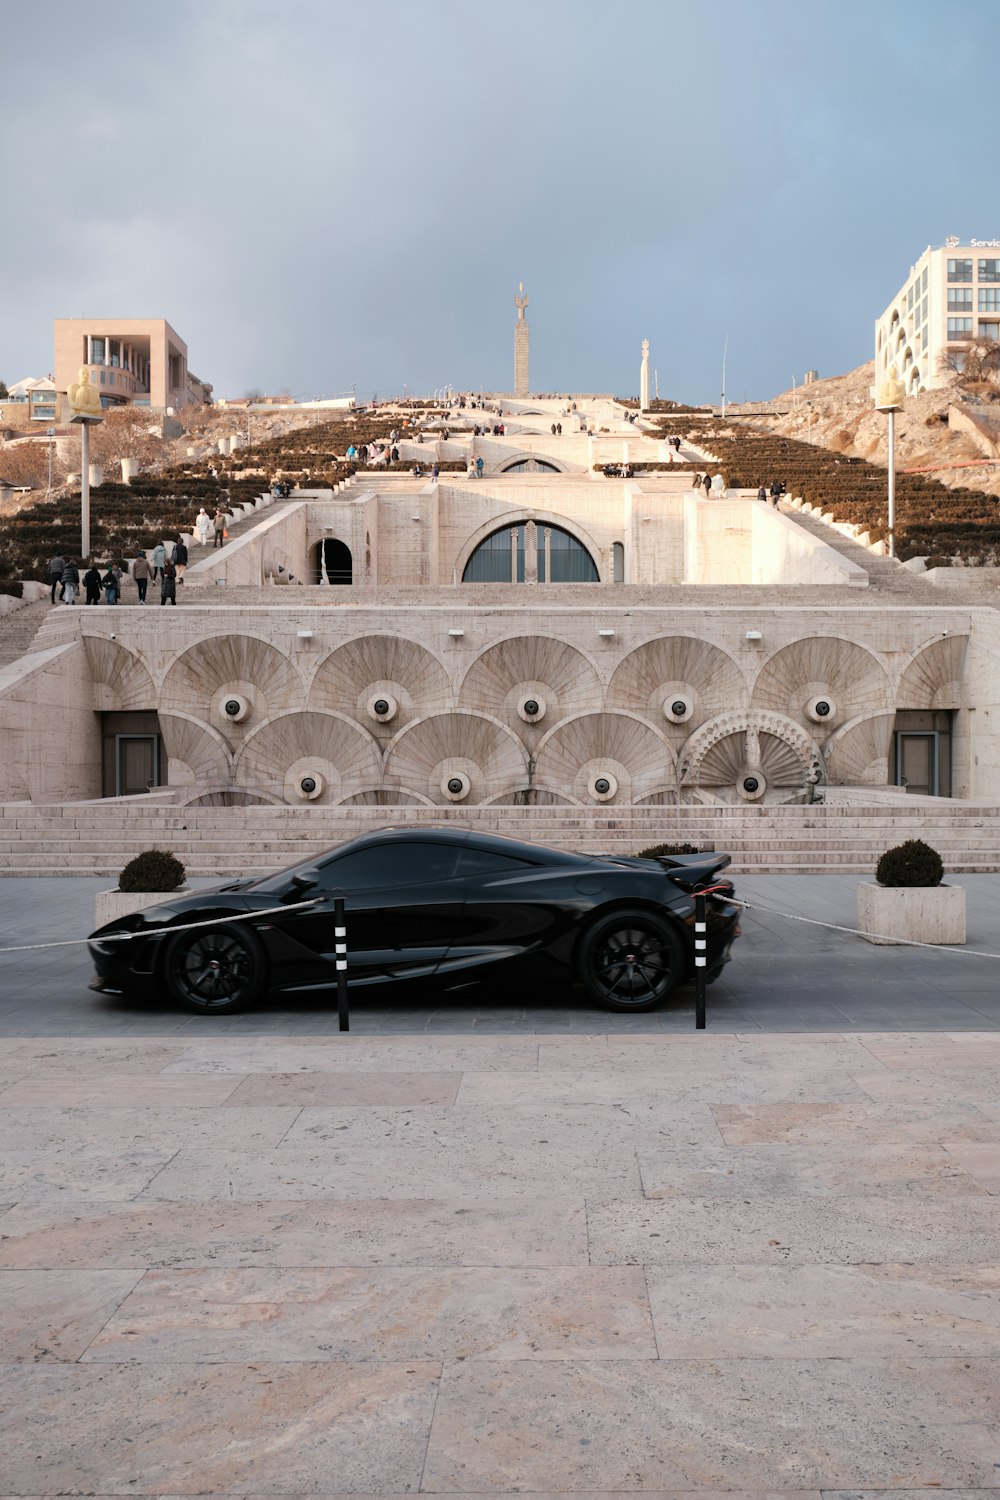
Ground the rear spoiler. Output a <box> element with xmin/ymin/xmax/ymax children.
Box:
<box><xmin>654</xmin><ymin>852</ymin><xmax>732</xmax><ymax>889</ymax></box>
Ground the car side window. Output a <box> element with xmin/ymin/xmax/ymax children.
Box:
<box><xmin>317</xmin><ymin>842</ymin><xmax>460</xmax><ymax>892</ymax></box>
<box><xmin>457</xmin><ymin>848</ymin><xmax>534</xmax><ymax>877</ymax></box>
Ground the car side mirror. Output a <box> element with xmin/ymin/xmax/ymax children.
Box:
<box><xmin>289</xmin><ymin>872</ymin><xmax>318</xmax><ymax>895</ymax></box>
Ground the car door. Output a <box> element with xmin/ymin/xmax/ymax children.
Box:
<box><xmin>437</xmin><ymin>845</ymin><xmax>571</xmax><ymax>978</ymax></box>
<box><xmin>273</xmin><ymin>839</ymin><xmax>467</xmax><ymax>987</ymax></box>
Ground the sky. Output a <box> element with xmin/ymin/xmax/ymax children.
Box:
<box><xmin>3</xmin><ymin>0</ymin><xmax>998</xmax><ymax>405</ymax></box>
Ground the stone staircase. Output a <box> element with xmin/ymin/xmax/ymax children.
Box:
<box><xmin>0</xmin><ymin>799</ymin><xmax>998</xmax><ymax>877</ymax></box>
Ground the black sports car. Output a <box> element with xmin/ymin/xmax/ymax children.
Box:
<box><xmin>88</xmin><ymin>826</ymin><xmax>740</xmax><ymax>1014</ymax></box>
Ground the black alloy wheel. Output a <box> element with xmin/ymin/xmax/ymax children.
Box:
<box><xmin>162</xmin><ymin>923</ymin><xmax>266</xmax><ymax>1013</ymax></box>
<box><xmin>578</xmin><ymin>908</ymin><xmax>684</xmax><ymax>1011</ymax></box>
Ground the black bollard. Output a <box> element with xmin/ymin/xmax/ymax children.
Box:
<box><xmin>334</xmin><ymin>893</ymin><xmax>349</xmax><ymax>1031</ymax></box>
<box><xmin>694</xmin><ymin>891</ymin><xmax>707</xmax><ymax>1030</ymax></box>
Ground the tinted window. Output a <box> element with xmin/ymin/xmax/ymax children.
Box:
<box><xmin>317</xmin><ymin>842</ymin><xmax>460</xmax><ymax>891</ymax></box>
<box><xmin>458</xmin><ymin>848</ymin><xmax>533</xmax><ymax>877</ymax></box>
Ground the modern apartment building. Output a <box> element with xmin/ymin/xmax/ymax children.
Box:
<box><xmin>875</xmin><ymin>238</ymin><xmax>1000</xmax><ymax>395</ymax></box>
<box><xmin>53</xmin><ymin>318</ymin><xmax>212</xmax><ymax>414</ymax></box>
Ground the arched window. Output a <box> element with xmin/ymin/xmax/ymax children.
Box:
<box><xmin>313</xmin><ymin>538</ymin><xmax>352</xmax><ymax>585</ymax></box>
<box><xmin>463</xmin><ymin>522</ymin><xmax>599</xmax><ymax>583</ymax></box>
<box><xmin>613</xmin><ymin>542</ymin><xmax>625</xmax><ymax>582</ymax></box>
<box><xmin>500</xmin><ymin>458</ymin><xmax>560</xmax><ymax>474</ymax></box>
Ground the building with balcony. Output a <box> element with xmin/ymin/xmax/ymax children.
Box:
<box><xmin>875</xmin><ymin>239</ymin><xmax>1000</xmax><ymax>396</ymax></box>
<box><xmin>53</xmin><ymin>318</ymin><xmax>212</xmax><ymax>415</ymax></box>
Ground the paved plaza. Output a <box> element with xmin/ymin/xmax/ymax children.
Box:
<box><xmin>1</xmin><ymin>875</ymin><xmax>999</xmax><ymax>1495</ymax></box>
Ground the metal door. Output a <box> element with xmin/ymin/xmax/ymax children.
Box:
<box><xmin>895</xmin><ymin>732</ymin><xmax>938</xmax><ymax>796</ymax></box>
<box><xmin>115</xmin><ymin>735</ymin><xmax>158</xmax><ymax>796</ymax></box>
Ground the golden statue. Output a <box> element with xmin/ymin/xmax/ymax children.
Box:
<box><xmin>68</xmin><ymin>367</ymin><xmax>102</xmax><ymax>416</ymax></box>
<box><xmin>875</xmin><ymin>364</ymin><xmax>905</xmax><ymax>410</ymax></box>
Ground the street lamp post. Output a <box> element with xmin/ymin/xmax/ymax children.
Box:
<box><xmin>875</xmin><ymin>369</ymin><xmax>904</xmax><ymax>561</ymax></box>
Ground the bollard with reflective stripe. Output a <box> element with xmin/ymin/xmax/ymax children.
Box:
<box><xmin>694</xmin><ymin>891</ymin><xmax>707</xmax><ymax>1030</ymax></box>
<box><xmin>334</xmin><ymin>894</ymin><xmax>349</xmax><ymax>1032</ymax></box>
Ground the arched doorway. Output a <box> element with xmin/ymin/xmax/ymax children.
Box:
<box><xmin>500</xmin><ymin>458</ymin><xmax>561</xmax><ymax>474</ymax></box>
<box><xmin>314</xmin><ymin>539</ymin><xmax>352</xmax><ymax>585</ymax></box>
<box><xmin>462</xmin><ymin>522</ymin><xmax>599</xmax><ymax>583</ymax></box>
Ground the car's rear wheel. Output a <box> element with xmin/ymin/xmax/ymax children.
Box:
<box><xmin>162</xmin><ymin>923</ymin><xmax>266</xmax><ymax>1013</ymax></box>
<box><xmin>578</xmin><ymin>908</ymin><xmax>684</xmax><ymax>1011</ymax></box>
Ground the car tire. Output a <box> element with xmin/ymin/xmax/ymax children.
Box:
<box><xmin>162</xmin><ymin>922</ymin><xmax>267</xmax><ymax>1014</ymax></box>
<box><xmin>578</xmin><ymin>907</ymin><xmax>685</xmax><ymax>1011</ymax></box>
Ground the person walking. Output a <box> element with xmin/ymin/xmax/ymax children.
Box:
<box><xmin>194</xmin><ymin>508</ymin><xmax>212</xmax><ymax>546</ymax></box>
<box><xmin>757</xmin><ymin>484</ymin><xmax>768</xmax><ymax>503</ymax></box>
<box><xmin>213</xmin><ymin>509</ymin><xmax>227</xmax><ymax>548</ymax></box>
<box><xmin>173</xmin><ymin>536</ymin><xmax>188</xmax><ymax>581</ymax></box>
<box><xmin>769</xmin><ymin>481</ymin><xmax>781</xmax><ymax>507</ymax></box>
<box><xmin>84</xmin><ymin>562</ymin><xmax>102</xmax><ymax>605</ymax></box>
<box><xmin>132</xmin><ymin>551</ymin><xmax>149</xmax><ymax>604</ymax></box>
<box><xmin>61</xmin><ymin>558</ymin><xmax>79</xmax><ymax>605</ymax></box>
<box><xmin>475</xmin><ymin>456</ymin><xmax>484</xmax><ymax>479</ymax></box>
<box><xmin>702</xmin><ymin>473</ymin><xmax>712</xmax><ymax>497</ymax></box>
<box><xmin>48</xmin><ymin>551</ymin><xmax>65</xmax><ymax>604</ymax></box>
<box><xmin>160</xmin><ymin>559</ymin><xmax>177</xmax><ymax>605</ymax></box>
<box><xmin>102</xmin><ymin>563</ymin><xmax>121</xmax><ymax>605</ymax></box>
<box><xmin>150</xmin><ymin>541</ymin><xmax>166</xmax><ymax>581</ymax></box>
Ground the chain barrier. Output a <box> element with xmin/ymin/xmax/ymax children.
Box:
<box><xmin>0</xmin><ymin>896</ymin><xmax>328</xmax><ymax>954</ymax></box>
<box><xmin>729</xmin><ymin>896</ymin><xmax>1000</xmax><ymax>959</ymax></box>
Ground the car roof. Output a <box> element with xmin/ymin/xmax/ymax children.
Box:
<box><xmin>342</xmin><ymin>825</ymin><xmax>589</xmax><ymax>867</ymax></box>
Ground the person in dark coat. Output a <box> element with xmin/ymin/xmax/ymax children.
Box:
<box><xmin>702</xmin><ymin>473</ymin><xmax>712</xmax><ymax>497</ymax></box>
<box><xmin>48</xmin><ymin>552</ymin><xmax>65</xmax><ymax>604</ymax></box>
<box><xmin>61</xmin><ymin>558</ymin><xmax>80</xmax><ymax>606</ymax></box>
<box><xmin>172</xmin><ymin>537</ymin><xmax>188</xmax><ymax>581</ymax></box>
<box><xmin>84</xmin><ymin>563</ymin><xmax>102</xmax><ymax>604</ymax></box>
<box><xmin>160</xmin><ymin>559</ymin><xmax>177</xmax><ymax>605</ymax></box>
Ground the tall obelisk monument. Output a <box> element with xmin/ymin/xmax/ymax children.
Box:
<box><xmin>640</xmin><ymin>338</ymin><xmax>650</xmax><ymax>411</ymax></box>
<box><xmin>514</xmin><ymin>282</ymin><xmax>530</xmax><ymax>397</ymax></box>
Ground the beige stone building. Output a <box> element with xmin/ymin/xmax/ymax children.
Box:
<box><xmin>875</xmin><ymin>237</ymin><xmax>1000</xmax><ymax>395</ymax></box>
<box><xmin>53</xmin><ymin>318</ymin><xmax>212</xmax><ymax>415</ymax></box>
<box><xmin>2</xmin><ymin>395</ymin><xmax>997</xmax><ymax>840</ymax></box>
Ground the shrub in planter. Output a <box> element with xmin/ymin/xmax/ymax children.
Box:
<box><xmin>117</xmin><ymin>848</ymin><xmax>187</xmax><ymax>893</ymax></box>
<box><xmin>637</xmin><ymin>842</ymin><xmax>701</xmax><ymax>858</ymax></box>
<box><xmin>875</xmin><ymin>839</ymin><xmax>944</xmax><ymax>888</ymax></box>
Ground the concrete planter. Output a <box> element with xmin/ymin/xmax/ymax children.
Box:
<box><xmin>95</xmin><ymin>888</ymin><xmax>190</xmax><ymax>928</ymax></box>
<box><xmin>856</xmin><ymin>882</ymin><xmax>965</xmax><ymax>946</ymax></box>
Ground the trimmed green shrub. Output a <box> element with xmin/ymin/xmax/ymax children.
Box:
<box><xmin>875</xmin><ymin>839</ymin><xmax>944</xmax><ymax>888</ymax></box>
<box><xmin>637</xmin><ymin>842</ymin><xmax>701</xmax><ymax>858</ymax></box>
<box><xmin>118</xmin><ymin>848</ymin><xmax>187</xmax><ymax>893</ymax></box>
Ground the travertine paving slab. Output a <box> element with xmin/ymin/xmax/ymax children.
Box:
<box><xmin>1</xmin><ymin>1040</ymin><xmax>189</xmax><ymax>1074</ymax></box>
<box><xmin>456</xmin><ymin>1067</ymin><xmax>869</xmax><ymax>1107</ymax></box>
<box><xmin>712</xmin><ymin>1100</ymin><xmax>1000</xmax><ymax>1145</ymax></box>
<box><xmin>0</xmin><ymin>1269</ymin><xmax>140</xmax><ymax>1361</ymax></box>
<box><xmin>0</xmin><ymin>1361</ymin><xmax>441</xmax><ymax>1493</ymax></box>
<box><xmin>538</xmin><ymin>1037</ymin><xmax>876</xmax><ymax>1069</ymax></box>
<box><xmin>587</xmin><ymin>1195</ymin><xmax>1000</xmax><ymax>1265</ymax></box>
<box><xmin>138</xmin><ymin>1144</ymin><xmax>641</xmax><ymax>1202</ymax></box>
<box><xmin>422</xmin><ymin>1357</ymin><xmax>1000</xmax><ymax>1491</ymax></box>
<box><xmin>0</xmin><ymin>1197</ymin><xmax>588</xmax><ymax>1269</ymax></box>
<box><xmin>283</xmin><ymin>1100</ymin><xmax>723</xmax><ymax>1152</ymax></box>
<box><xmin>0</xmin><ymin>1105</ymin><xmax>303</xmax><ymax>1152</ymax></box>
<box><xmin>0</xmin><ymin>1145</ymin><xmax>179</xmax><ymax>1203</ymax></box>
<box><xmin>942</xmin><ymin>1142</ymin><xmax>1000</xmax><ymax>1193</ymax></box>
<box><xmin>0</xmin><ymin>1074</ymin><xmax>246</xmax><ymax>1107</ymax></box>
<box><xmin>83</xmin><ymin>1265</ymin><xmax>656</xmax><ymax>1362</ymax></box>
<box><xmin>164</xmin><ymin>1039</ymin><xmax>541</xmax><ymax>1074</ymax></box>
<box><xmin>645</xmin><ymin>1263</ymin><xmax>1000</xmax><ymax>1357</ymax></box>
<box><xmin>851</xmin><ymin>1067</ymin><xmax>1000</xmax><ymax>1104</ymax></box>
<box><xmin>637</xmin><ymin>1143</ymin><xmax>985</xmax><ymax>1198</ymax></box>
<box><xmin>221</xmin><ymin>1070</ymin><xmax>461</xmax><ymax>1107</ymax></box>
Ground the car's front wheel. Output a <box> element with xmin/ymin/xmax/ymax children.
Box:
<box><xmin>162</xmin><ymin>923</ymin><xmax>266</xmax><ymax>1013</ymax></box>
<box><xmin>578</xmin><ymin>908</ymin><xmax>684</xmax><ymax>1011</ymax></box>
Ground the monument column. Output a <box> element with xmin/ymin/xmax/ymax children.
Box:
<box><xmin>514</xmin><ymin>282</ymin><xmax>530</xmax><ymax>398</ymax></box>
<box><xmin>640</xmin><ymin>338</ymin><xmax>650</xmax><ymax>412</ymax></box>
